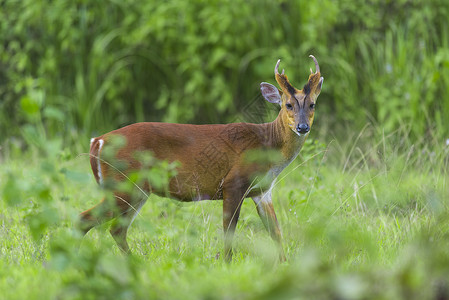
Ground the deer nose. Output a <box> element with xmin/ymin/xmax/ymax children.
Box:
<box><xmin>296</xmin><ymin>123</ymin><xmax>310</xmax><ymax>134</ymax></box>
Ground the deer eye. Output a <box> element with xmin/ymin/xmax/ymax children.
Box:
<box><xmin>286</xmin><ymin>103</ymin><xmax>293</xmax><ymax>110</ymax></box>
<box><xmin>310</xmin><ymin>103</ymin><xmax>315</xmax><ymax>109</ymax></box>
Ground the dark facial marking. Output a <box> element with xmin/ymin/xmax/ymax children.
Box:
<box><xmin>303</xmin><ymin>82</ymin><xmax>311</xmax><ymax>95</ymax></box>
<box><xmin>286</xmin><ymin>83</ymin><xmax>296</xmax><ymax>96</ymax></box>
<box><xmin>278</xmin><ymin>76</ymin><xmax>297</xmax><ymax>96</ymax></box>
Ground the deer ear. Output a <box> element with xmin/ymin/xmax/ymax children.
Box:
<box><xmin>317</xmin><ymin>77</ymin><xmax>324</xmax><ymax>95</ymax></box>
<box><xmin>260</xmin><ymin>82</ymin><xmax>282</xmax><ymax>105</ymax></box>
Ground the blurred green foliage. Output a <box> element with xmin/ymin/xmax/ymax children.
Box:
<box><xmin>1</xmin><ymin>0</ymin><xmax>449</xmax><ymax>150</ymax></box>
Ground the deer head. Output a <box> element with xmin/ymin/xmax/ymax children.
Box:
<box><xmin>261</xmin><ymin>55</ymin><xmax>324</xmax><ymax>136</ymax></box>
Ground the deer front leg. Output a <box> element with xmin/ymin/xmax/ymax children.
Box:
<box><xmin>222</xmin><ymin>188</ymin><xmax>245</xmax><ymax>262</ymax></box>
<box><xmin>252</xmin><ymin>190</ymin><xmax>286</xmax><ymax>262</ymax></box>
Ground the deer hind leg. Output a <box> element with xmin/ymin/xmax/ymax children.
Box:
<box><xmin>79</xmin><ymin>196</ymin><xmax>115</xmax><ymax>235</ymax></box>
<box><xmin>252</xmin><ymin>190</ymin><xmax>286</xmax><ymax>262</ymax></box>
<box><xmin>109</xmin><ymin>193</ymin><xmax>147</xmax><ymax>254</ymax></box>
<box><xmin>79</xmin><ymin>191</ymin><xmax>148</xmax><ymax>253</ymax></box>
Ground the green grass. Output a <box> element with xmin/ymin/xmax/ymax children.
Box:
<box><xmin>1</xmin><ymin>127</ymin><xmax>449</xmax><ymax>299</ymax></box>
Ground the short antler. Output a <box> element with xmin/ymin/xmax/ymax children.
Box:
<box><xmin>274</xmin><ymin>59</ymin><xmax>284</xmax><ymax>76</ymax></box>
<box><xmin>309</xmin><ymin>55</ymin><xmax>320</xmax><ymax>74</ymax></box>
<box><xmin>275</xmin><ymin>59</ymin><xmax>296</xmax><ymax>95</ymax></box>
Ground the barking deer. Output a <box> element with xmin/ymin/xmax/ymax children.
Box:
<box><xmin>79</xmin><ymin>56</ymin><xmax>323</xmax><ymax>261</ymax></box>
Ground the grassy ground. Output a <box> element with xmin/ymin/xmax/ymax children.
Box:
<box><xmin>1</xmin><ymin>126</ymin><xmax>449</xmax><ymax>299</ymax></box>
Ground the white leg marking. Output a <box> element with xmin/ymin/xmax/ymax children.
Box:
<box><xmin>253</xmin><ymin>187</ymin><xmax>273</xmax><ymax>205</ymax></box>
<box><xmin>97</xmin><ymin>139</ymin><xmax>104</xmax><ymax>185</ymax></box>
<box><xmin>252</xmin><ymin>185</ymin><xmax>274</xmax><ymax>217</ymax></box>
<box><xmin>90</xmin><ymin>138</ymin><xmax>95</xmax><ymax>147</ymax></box>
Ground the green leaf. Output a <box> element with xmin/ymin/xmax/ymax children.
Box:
<box><xmin>26</xmin><ymin>206</ymin><xmax>60</xmax><ymax>242</ymax></box>
<box><xmin>20</xmin><ymin>95</ymin><xmax>40</xmax><ymax>116</ymax></box>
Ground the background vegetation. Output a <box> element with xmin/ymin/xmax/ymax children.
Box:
<box><xmin>1</xmin><ymin>0</ymin><xmax>449</xmax><ymax>148</ymax></box>
<box><xmin>1</xmin><ymin>0</ymin><xmax>449</xmax><ymax>299</ymax></box>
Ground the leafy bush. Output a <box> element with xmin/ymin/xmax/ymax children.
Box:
<box><xmin>1</xmin><ymin>0</ymin><xmax>448</xmax><ymax>151</ymax></box>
